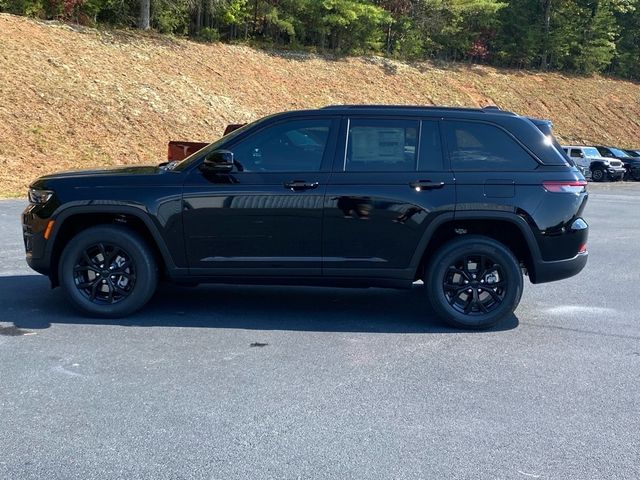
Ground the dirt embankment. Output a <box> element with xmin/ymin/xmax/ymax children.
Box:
<box><xmin>1</xmin><ymin>13</ymin><xmax>639</xmax><ymax>196</ymax></box>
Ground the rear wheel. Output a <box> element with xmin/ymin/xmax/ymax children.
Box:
<box><xmin>59</xmin><ymin>225</ymin><xmax>157</xmax><ymax>318</ymax></box>
<box><xmin>426</xmin><ymin>235</ymin><xmax>523</xmax><ymax>329</ymax></box>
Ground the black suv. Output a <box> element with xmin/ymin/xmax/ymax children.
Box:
<box><xmin>22</xmin><ymin>106</ymin><xmax>589</xmax><ymax>329</ymax></box>
<box><xmin>594</xmin><ymin>146</ymin><xmax>640</xmax><ymax>181</ymax></box>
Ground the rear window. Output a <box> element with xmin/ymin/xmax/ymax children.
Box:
<box><xmin>530</xmin><ymin>120</ymin><xmax>574</xmax><ymax>166</ymax></box>
<box><xmin>444</xmin><ymin>121</ymin><xmax>538</xmax><ymax>171</ymax></box>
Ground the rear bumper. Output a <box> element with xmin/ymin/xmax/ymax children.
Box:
<box><xmin>529</xmin><ymin>251</ymin><xmax>588</xmax><ymax>284</ymax></box>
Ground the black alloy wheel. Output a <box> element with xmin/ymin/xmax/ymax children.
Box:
<box><xmin>59</xmin><ymin>225</ymin><xmax>158</xmax><ymax>318</ymax></box>
<box><xmin>443</xmin><ymin>254</ymin><xmax>506</xmax><ymax>316</ymax></box>
<box><xmin>591</xmin><ymin>168</ymin><xmax>605</xmax><ymax>182</ymax></box>
<box><xmin>426</xmin><ymin>235</ymin><xmax>523</xmax><ymax>329</ymax></box>
<box><xmin>73</xmin><ymin>243</ymin><xmax>136</xmax><ymax>304</ymax></box>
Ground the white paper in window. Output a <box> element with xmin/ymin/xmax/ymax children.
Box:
<box><xmin>351</xmin><ymin>127</ymin><xmax>405</xmax><ymax>162</ymax></box>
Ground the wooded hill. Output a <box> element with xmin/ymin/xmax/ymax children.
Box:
<box><xmin>1</xmin><ymin>13</ymin><xmax>639</xmax><ymax>196</ymax></box>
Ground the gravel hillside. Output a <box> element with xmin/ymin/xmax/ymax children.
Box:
<box><xmin>1</xmin><ymin>13</ymin><xmax>639</xmax><ymax>196</ymax></box>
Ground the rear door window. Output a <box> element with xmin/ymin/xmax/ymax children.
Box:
<box><xmin>345</xmin><ymin>119</ymin><xmax>419</xmax><ymax>172</ymax></box>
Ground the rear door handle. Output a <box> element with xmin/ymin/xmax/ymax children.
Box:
<box><xmin>410</xmin><ymin>180</ymin><xmax>445</xmax><ymax>191</ymax></box>
<box><xmin>284</xmin><ymin>180</ymin><xmax>319</xmax><ymax>191</ymax></box>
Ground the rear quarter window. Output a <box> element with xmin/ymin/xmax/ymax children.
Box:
<box><xmin>444</xmin><ymin>121</ymin><xmax>539</xmax><ymax>171</ymax></box>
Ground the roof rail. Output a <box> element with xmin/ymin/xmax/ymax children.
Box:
<box><xmin>321</xmin><ymin>104</ymin><xmax>512</xmax><ymax>114</ymax></box>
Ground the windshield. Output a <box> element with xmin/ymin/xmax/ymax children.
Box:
<box><xmin>171</xmin><ymin>118</ymin><xmax>263</xmax><ymax>172</ymax></box>
<box><xmin>608</xmin><ymin>147</ymin><xmax>631</xmax><ymax>158</ymax></box>
<box><xmin>582</xmin><ymin>147</ymin><xmax>601</xmax><ymax>157</ymax></box>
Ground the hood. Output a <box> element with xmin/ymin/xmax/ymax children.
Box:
<box><xmin>585</xmin><ymin>155</ymin><xmax>623</xmax><ymax>165</ymax></box>
<box><xmin>36</xmin><ymin>165</ymin><xmax>160</xmax><ymax>181</ymax></box>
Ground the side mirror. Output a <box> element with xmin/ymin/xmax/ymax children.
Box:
<box><xmin>201</xmin><ymin>150</ymin><xmax>234</xmax><ymax>173</ymax></box>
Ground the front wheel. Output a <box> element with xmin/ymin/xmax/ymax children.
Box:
<box><xmin>58</xmin><ymin>225</ymin><xmax>158</xmax><ymax>318</ymax></box>
<box><xmin>591</xmin><ymin>168</ymin><xmax>605</xmax><ymax>182</ymax></box>
<box><xmin>425</xmin><ymin>236</ymin><xmax>523</xmax><ymax>329</ymax></box>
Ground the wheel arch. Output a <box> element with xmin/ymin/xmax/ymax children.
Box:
<box><xmin>46</xmin><ymin>205</ymin><xmax>177</xmax><ymax>287</ymax></box>
<box><xmin>411</xmin><ymin>212</ymin><xmax>542</xmax><ymax>282</ymax></box>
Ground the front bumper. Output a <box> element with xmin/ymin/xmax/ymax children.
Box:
<box><xmin>22</xmin><ymin>204</ymin><xmax>52</xmax><ymax>276</ymax></box>
<box><xmin>607</xmin><ymin>168</ymin><xmax>626</xmax><ymax>180</ymax></box>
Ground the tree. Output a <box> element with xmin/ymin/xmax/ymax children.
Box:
<box><xmin>139</xmin><ymin>0</ymin><xmax>150</xmax><ymax>29</ymax></box>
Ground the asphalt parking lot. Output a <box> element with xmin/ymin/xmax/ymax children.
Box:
<box><xmin>1</xmin><ymin>183</ymin><xmax>639</xmax><ymax>480</ymax></box>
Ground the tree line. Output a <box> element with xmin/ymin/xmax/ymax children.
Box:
<box><xmin>2</xmin><ymin>0</ymin><xmax>639</xmax><ymax>79</ymax></box>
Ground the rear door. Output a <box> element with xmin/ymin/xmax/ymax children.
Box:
<box><xmin>322</xmin><ymin>116</ymin><xmax>456</xmax><ymax>280</ymax></box>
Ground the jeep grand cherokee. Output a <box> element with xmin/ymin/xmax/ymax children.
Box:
<box><xmin>22</xmin><ymin>105</ymin><xmax>589</xmax><ymax>329</ymax></box>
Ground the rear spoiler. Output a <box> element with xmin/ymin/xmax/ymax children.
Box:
<box><xmin>167</xmin><ymin>123</ymin><xmax>247</xmax><ymax>161</ymax></box>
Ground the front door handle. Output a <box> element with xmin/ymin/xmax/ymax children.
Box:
<box><xmin>284</xmin><ymin>180</ymin><xmax>319</xmax><ymax>191</ymax></box>
<box><xmin>410</xmin><ymin>180</ymin><xmax>446</xmax><ymax>191</ymax></box>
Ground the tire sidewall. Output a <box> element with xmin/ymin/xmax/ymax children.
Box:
<box><xmin>426</xmin><ymin>236</ymin><xmax>523</xmax><ymax>329</ymax></box>
<box><xmin>59</xmin><ymin>226</ymin><xmax>157</xmax><ymax>318</ymax></box>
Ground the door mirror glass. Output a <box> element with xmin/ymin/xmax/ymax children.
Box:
<box><xmin>202</xmin><ymin>150</ymin><xmax>234</xmax><ymax>173</ymax></box>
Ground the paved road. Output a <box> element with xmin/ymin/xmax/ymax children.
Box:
<box><xmin>1</xmin><ymin>184</ymin><xmax>639</xmax><ymax>479</ymax></box>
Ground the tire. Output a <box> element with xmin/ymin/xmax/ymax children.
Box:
<box><xmin>58</xmin><ymin>225</ymin><xmax>158</xmax><ymax>318</ymax></box>
<box><xmin>591</xmin><ymin>168</ymin><xmax>605</xmax><ymax>182</ymax></box>
<box><xmin>425</xmin><ymin>235</ymin><xmax>523</xmax><ymax>330</ymax></box>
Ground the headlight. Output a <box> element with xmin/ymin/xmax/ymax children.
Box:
<box><xmin>28</xmin><ymin>188</ymin><xmax>54</xmax><ymax>204</ymax></box>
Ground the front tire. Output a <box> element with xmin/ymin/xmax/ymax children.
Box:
<box><xmin>591</xmin><ymin>167</ymin><xmax>605</xmax><ymax>182</ymax></box>
<box><xmin>426</xmin><ymin>235</ymin><xmax>523</xmax><ymax>329</ymax></box>
<box><xmin>58</xmin><ymin>225</ymin><xmax>158</xmax><ymax>318</ymax></box>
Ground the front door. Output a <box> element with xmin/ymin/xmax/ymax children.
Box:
<box><xmin>323</xmin><ymin>117</ymin><xmax>456</xmax><ymax>280</ymax></box>
<box><xmin>183</xmin><ymin>117</ymin><xmax>338</xmax><ymax>276</ymax></box>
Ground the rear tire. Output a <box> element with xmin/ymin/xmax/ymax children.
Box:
<box><xmin>58</xmin><ymin>225</ymin><xmax>158</xmax><ymax>318</ymax></box>
<box><xmin>425</xmin><ymin>235</ymin><xmax>523</xmax><ymax>330</ymax></box>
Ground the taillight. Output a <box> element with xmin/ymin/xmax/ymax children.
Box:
<box><xmin>542</xmin><ymin>180</ymin><xmax>587</xmax><ymax>193</ymax></box>
<box><xmin>578</xmin><ymin>243</ymin><xmax>587</xmax><ymax>254</ymax></box>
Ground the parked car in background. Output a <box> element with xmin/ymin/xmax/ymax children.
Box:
<box><xmin>167</xmin><ymin>124</ymin><xmax>247</xmax><ymax>162</ymax></box>
<box><xmin>562</xmin><ymin>145</ymin><xmax>625</xmax><ymax>182</ymax></box>
<box><xmin>594</xmin><ymin>145</ymin><xmax>640</xmax><ymax>181</ymax></box>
